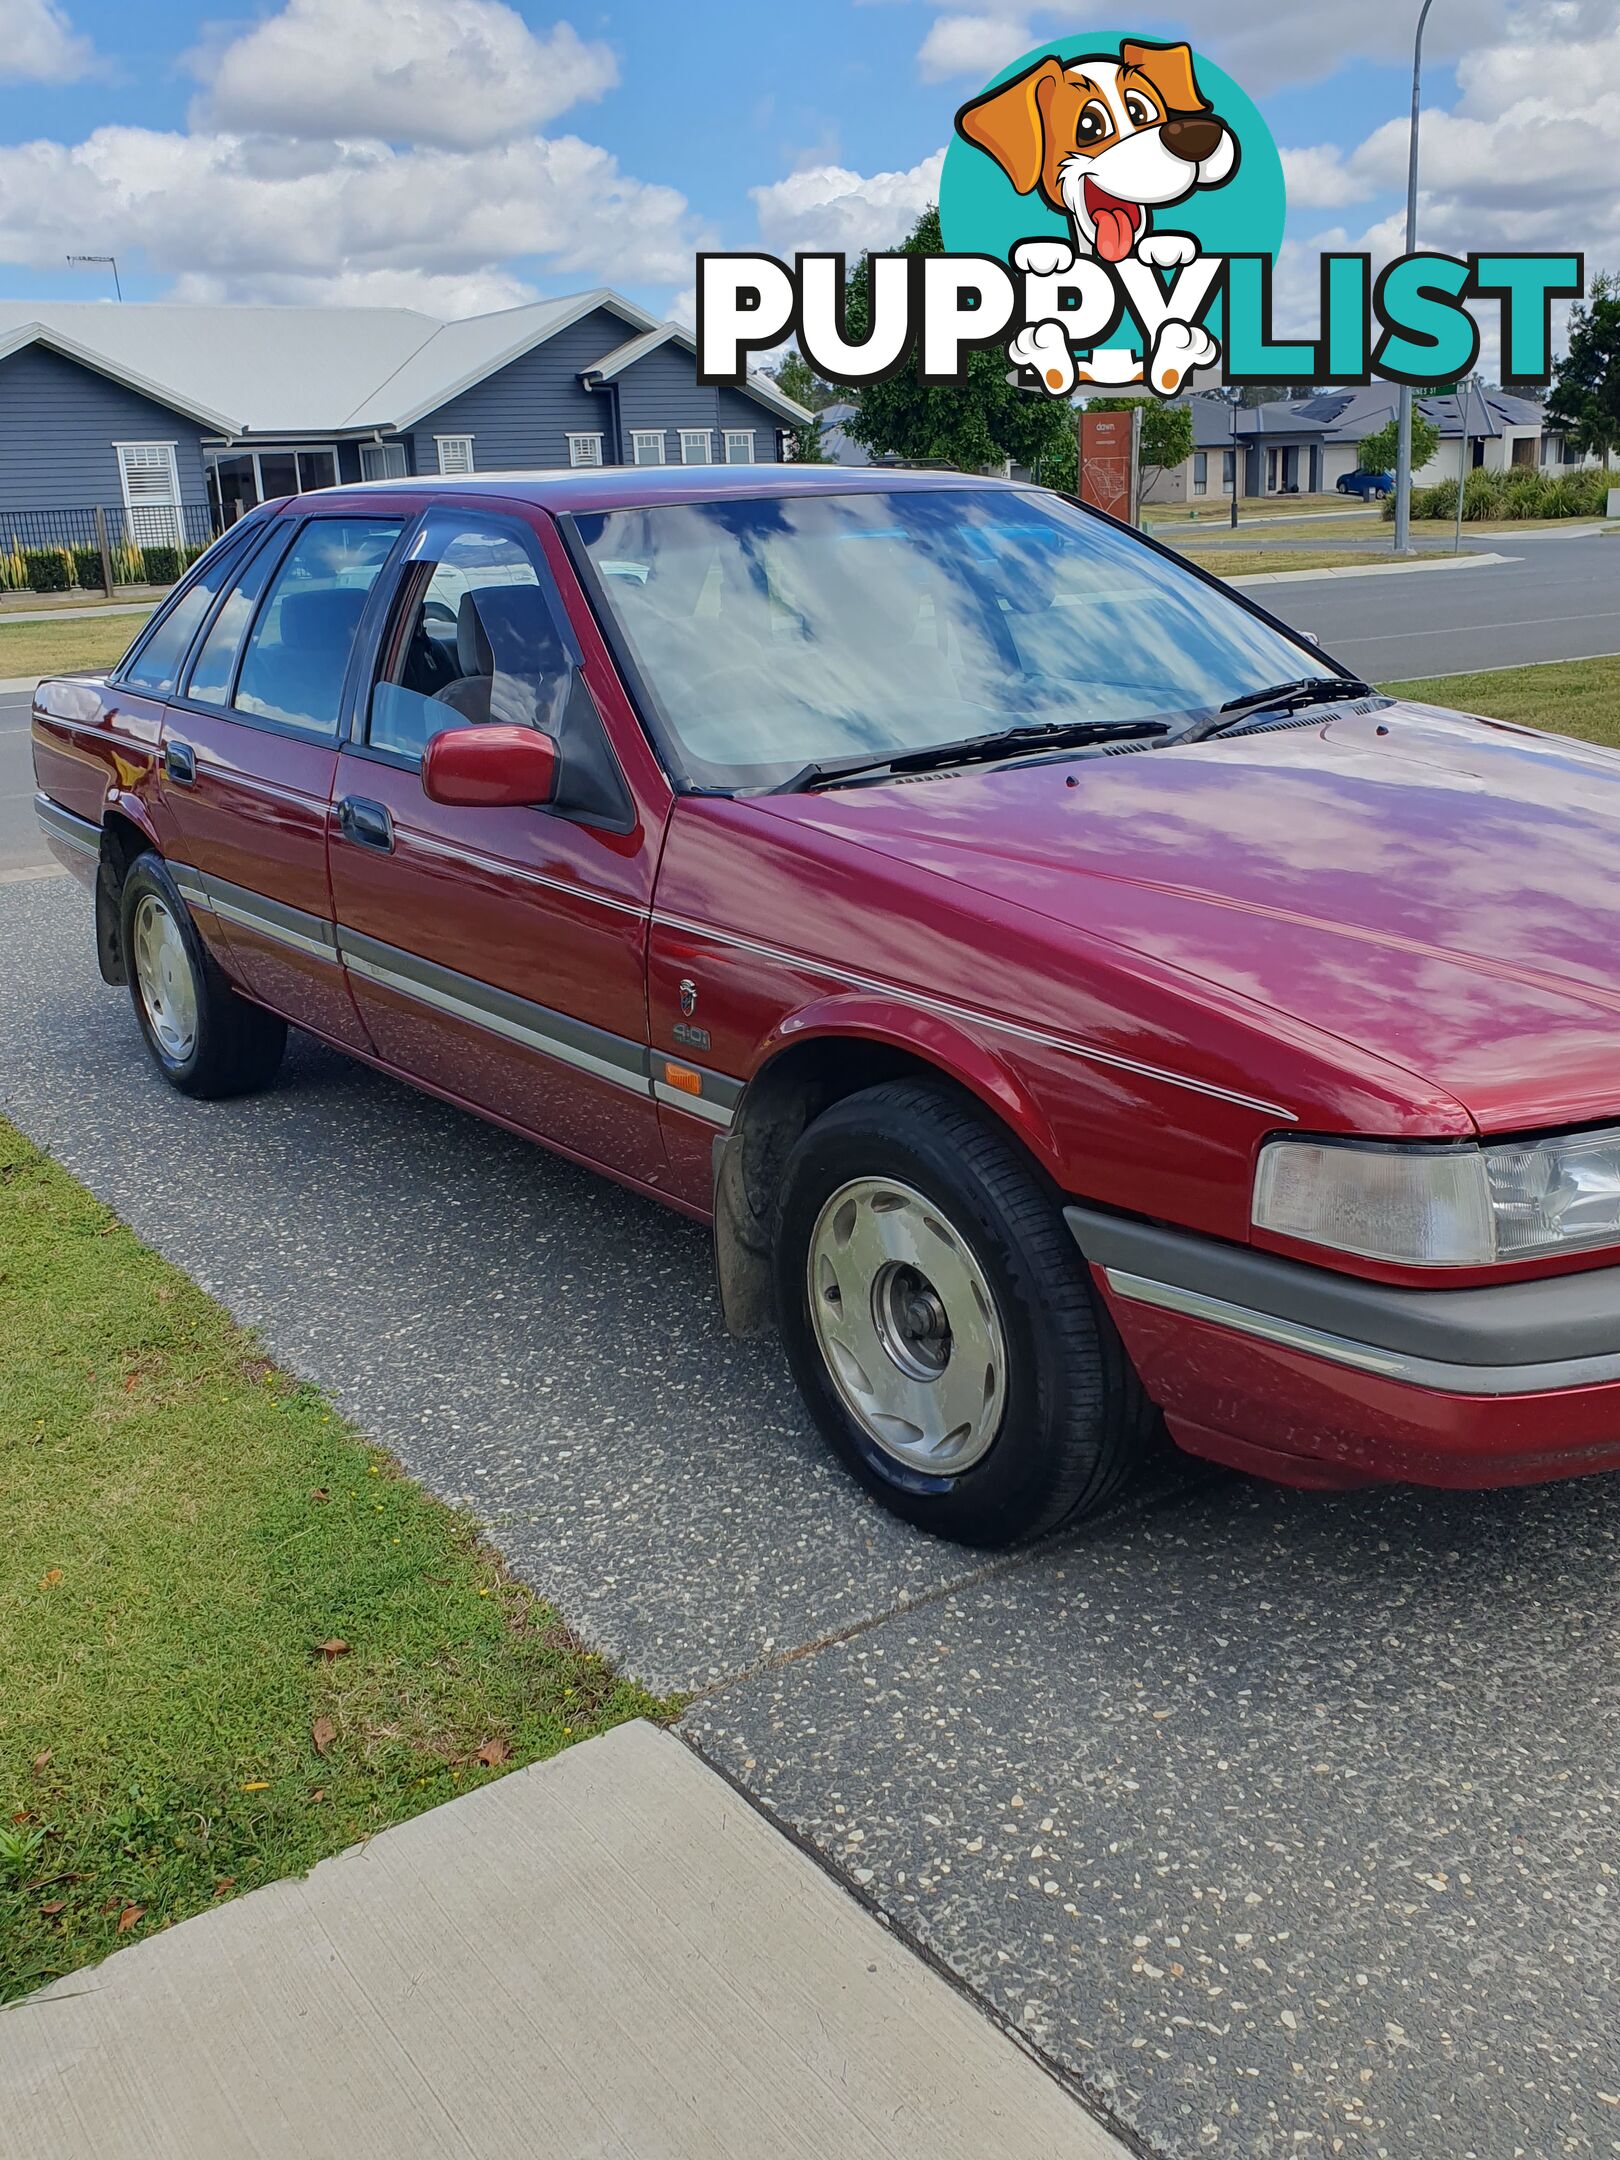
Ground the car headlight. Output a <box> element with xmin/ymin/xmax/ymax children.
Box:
<box><xmin>1252</xmin><ymin>1130</ymin><xmax>1620</xmax><ymax>1266</ymax></box>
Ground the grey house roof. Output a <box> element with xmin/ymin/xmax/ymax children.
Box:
<box><xmin>1293</xmin><ymin>384</ymin><xmax>1545</xmax><ymax>440</ymax></box>
<box><xmin>579</xmin><ymin>321</ymin><xmax>808</xmax><ymax>423</ymax></box>
<box><xmin>0</xmin><ymin>290</ymin><xmax>810</xmax><ymax>441</ymax></box>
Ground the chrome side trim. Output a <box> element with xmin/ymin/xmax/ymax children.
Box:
<box><xmin>400</xmin><ymin>827</ymin><xmax>649</xmax><ymax>920</ymax></box>
<box><xmin>1102</xmin><ymin>1267</ymin><xmax>1620</xmax><ymax>1397</ymax></box>
<box><xmin>178</xmin><ymin>868</ymin><xmax>339</xmax><ymax>965</ymax></box>
<box><xmin>652</xmin><ymin>1078</ymin><xmax>733</xmax><ymax>1126</ymax></box>
<box><xmin>652</xmin><ymin>912</ymin><xmax>1296</xmax><ymax>1124</ymax></box>
<box><xmin>33</xmin><ymin>793</ymin><xmax>100</xmax><ymax>858</ymax></box>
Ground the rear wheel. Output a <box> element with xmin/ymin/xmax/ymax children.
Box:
<box><xmin>774</xmin><ymin>1079</ymin><xmax>1156</xmax><ymax>1546</ymax></box>
<box><xmin>120</xmin><ymin>853</ymin><xmax>286</xmax><ymax>1098</ymax></box>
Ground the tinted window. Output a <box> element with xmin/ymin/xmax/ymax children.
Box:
<box><xmin>120</xmin><ymin>538</ymin><xmax>249</xmax><ymax>696</ymax></box>
<box><xmin>368</xmin><ymin>516</ymin><xmax>573</xmax><ymax>762</ymax></box>
<box><xmin>184</xmin><ymin>528</ymin><xmax>291</xmax><ymax>706</ymax></box>
<box><xmin>234</xmin><ymin>517</ymin><xmax>401</xmax><ymax>735</ymax></box>
<box><xmin>573</xmin><ymin>488</ymin><xmax>1335</xmax><ymax>789</ymax></box>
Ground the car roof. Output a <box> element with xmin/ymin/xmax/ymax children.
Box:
<box><xmin>282</xmin><ymin>464</ymin><xmax>1031</xmax><ymax>518</ymax></box>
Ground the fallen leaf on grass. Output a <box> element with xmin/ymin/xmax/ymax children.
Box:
<box><xmin>116</xmin><ymin>1905</ymin><xmax>144</xmax><ymax>1934</ymax></box>
<box><xmin>473</xmin><ymin>1740</ymin><xmax>511</xmax><ymax>1768</ymax></box>
<box><xmin>316</xmin><ymin>1639</ymin><xmax>350</xmax><ymax>1661</ymax></box>
<box><xmin>310</xmin><ymin>1489</ymin><xmax>329</xmax><ymax>1504</ymax></box>
<box><xmin>311</xmin><ymin>1717</ymin><xmax>336</xmax><ymax>1757</ymax></box>
<box><xmin>310</xmin><ymin>1788</ymin><xmax>326</xmax><ymax>1803</ymax></box>
<box><xmin>39</xmin><ymin>1900</ymin><xmax>66</xmax><ymax>1919</ymax></box>
<box><xmin>213</xmin><ymin>1878</ymin><xmax>235</xmax><ymax>1897</ymax></box>
<box><xmin>39</xmin><ymin>1569</ymin><xmax>62</xmax><ymax>1591</ymax></box>
<box><xmin>31</xmin><ymin>1750</ymin><xmax>51</xmax><ymax>1774</ymax></box>
<box><xmin>239</xmin><ymin>1781</ymin><xmax>269</xmax><ymax>1792</ymax></box>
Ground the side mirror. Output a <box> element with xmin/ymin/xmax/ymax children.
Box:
<box><xmin>422</xmin><ymin>724</ymin><xmax>557</xmax><ymax>809</ymax></box>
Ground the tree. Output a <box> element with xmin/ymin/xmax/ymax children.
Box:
<box><xmin>1545</xmin><ymin>270</ymin><xmax>1620</xmax><ymax>465</ymax></box>
<box><xmin>1358</xmin><ymin>412</ymin><xmax>1439</xmax><ymax>475</ymax></box>
<box><xmin>841</xmin><ymin>206</ymin><xmax>1077</xmax><ymax>488</ymax></box>
<box><xmin>1082</xmin><ymin>396</ymin><xmax>1195</xmax><ymax>499</ymax></box>
<box><xmin>766</xmin><ymin>349</ymin><xmax>835</xmax><ymax>463</ymax></box>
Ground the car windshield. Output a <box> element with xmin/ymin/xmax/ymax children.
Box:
<box><xmin>570</xmin><ymin>486</ymin><xmax>1338</xmax><ymax>790</ymax></box>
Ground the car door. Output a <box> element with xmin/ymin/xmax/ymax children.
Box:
<box><xmin>326</xmin><ymin>504</ymin><xmax>668</xmax><ymax>1185</ymax></box>
<box><xmin>158</xmin><ymin>508</ymin><xmax>409</xmax><ymax>1052</ymax></box>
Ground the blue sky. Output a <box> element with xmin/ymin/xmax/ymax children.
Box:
<box><xmin>0</xmin><ymin>0</ymin><xmax>1612</xmax><ymax>340</ymax></box>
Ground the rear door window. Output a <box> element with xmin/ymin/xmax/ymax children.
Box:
<box><xmin>119</xmin><ymin>536</ymin><xmax>253</xmax><ymax>696</ymax></box>
<box><xmin>233</xmin><ymin>516</ymin><xmax>402</xmax><ymax>737</ymax></box>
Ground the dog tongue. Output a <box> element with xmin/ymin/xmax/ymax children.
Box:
<box><xmin>1093</xmin><ymin>205</ymin><xmax>1137</xmax><ymax>262</ymax></box>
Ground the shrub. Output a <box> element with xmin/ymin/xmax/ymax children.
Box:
<box><xmin>71</xmin><ymin>545</ymin><xmax>104</xmax><ymax>590</ymax></box>
<box><xmin>138</xmin><ymin>544</ymin><xmax>184</xmax><ymax>586</ymax></box>
<box><xmin>0</xmin><ymin>543</ymin><xmax>27</xmax><ymax>593</ymax></box>
<box><xmin>22</xmin><ymin>547</ymin><xmax>73</xmax><ymax>593</ymax></box>
<box><xmin>109</xmin><ymin>542</ymin><xmax>144</xmax><ymax>586</ymax></box>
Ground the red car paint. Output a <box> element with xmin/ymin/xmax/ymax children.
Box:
<box><xmin>31</xmin><ymin>468</ymin><xmax>1620</xmax><ymax>1496</ymax></box>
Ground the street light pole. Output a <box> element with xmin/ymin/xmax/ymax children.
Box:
<box><xmin>1394</xmin><ymin>0</ymin><xmax>1437</xmax><ymax>554</ymax></box>
<box><xmin>1229</xmin><ymin>389</ymin><xmax>1241</xmax><ymax>529</ymax></box>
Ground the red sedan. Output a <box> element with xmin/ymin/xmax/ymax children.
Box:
<box><xmin>31</xmin><ymin>467</ymin><xmax>1620</xmax><ymax>1543</ymax></box>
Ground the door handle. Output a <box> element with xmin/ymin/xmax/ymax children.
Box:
<box><xmin>164</xmin><ymin>739</ymin><xmax>196</xmax><ymax>788</ymax></box>
<box><xmin>335</xmin><ymin>796</ymin><xmax>393</xmax><ymax>852</ymax></box>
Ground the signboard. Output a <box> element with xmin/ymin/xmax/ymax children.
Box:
<box><xmin>1079</xmin><ymin>409</ymin><xmax>1140</xmax><ymax>524</ymax></box>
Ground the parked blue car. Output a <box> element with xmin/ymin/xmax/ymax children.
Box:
<box><xmin>1337</xmin><ymin>470</ymin><xmax>1393</xmax><ymax>499</ymax></box>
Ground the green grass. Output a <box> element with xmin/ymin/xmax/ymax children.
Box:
<box><xmin>1176</xmin><ymin>546</ymin><xmax>1398</xmax><ymax>578</ymax></box>
<box><xmin>0</xmin><ymin>614</ymin><xmax>148</xmax><ymax>681</ymax></box>
<box><xmin>1379</xmin><ymin>655</ymin><xmax>1620</xmax><ymax>748</ymax></box>
<box><xmin>0</xmin><ymin>1120</ymin><xmax>670</xmax><ymax>2002</ymax></box>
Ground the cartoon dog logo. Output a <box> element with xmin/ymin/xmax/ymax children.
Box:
<box><xmin>956</xmin><ymin>39</ymin><xmax>1238</xmax><ymax>394</ymax></box>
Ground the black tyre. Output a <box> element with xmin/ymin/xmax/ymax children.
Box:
<box><xmin>774</xmin><ymin>1078</ymin><xmax>1157</xmax><ymax>1546</ymax></box>
<box><xmin>120</xmin><ymin>852</ymin><xmax>286</xmax><ymax>1099</ymax></box>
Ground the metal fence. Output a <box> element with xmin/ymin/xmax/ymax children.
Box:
<box><xmin>0</xmin><ymin>502</ymin><xmax>218</xmax><ymax>595</ymax></box>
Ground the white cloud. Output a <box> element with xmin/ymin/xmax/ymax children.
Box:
<box><xmin>751</xmin><ymin>151</ymin><xmax>945</xmax><ymax>255</ymax></box>
<box><xmin>916</xmin><ymin>13</ymin><xmax>1034</xmax><ymax>82</ymax></box>
<box><xmin>1279</xmin><ymin>145</ymin><xmax>1373</xmax><ymax>212</ymax></box>
<box><xmin>0</xmin><ymin>125</ymin><xmax>705</xmax><ymax>306</ymax></box>
<box><xmin>0</xmin><ymin>0</ymin><xmax>94</xmax><ymax>84</ymax></box>
<box><xmin>190</xmin><ymin>0</ymin><xmax>617</xmax><ymax>152</ymax></box>
<box><xmin>165</xmin><ymin>265</ymin><xmax>543</xmax><ymax>315</ymax></box>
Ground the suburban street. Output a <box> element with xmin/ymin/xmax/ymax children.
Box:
<box><xmin>5</xmin><ymin>558</ymin><xmax>1620</xmax><ymax>2156</ymax></box>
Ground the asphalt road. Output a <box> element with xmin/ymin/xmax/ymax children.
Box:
<box><xmin>3</xmin><ymin>874</ymin><xmax>1620</xmax><ymax>2160</ymax></box>
<box><xmin>1242</xmin><ymin>531</ymin><xmax>1620</xmax><ymax>682</ymax></box>
<box><xmin>0</xmin><ymin>687</ymin><xmax>48</xmax><ymax>877</ymax></box>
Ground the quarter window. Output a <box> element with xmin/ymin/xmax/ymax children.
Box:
<box><xmin>631</xmin><ymin>432</ymin><xmax>666</xmax><ymax>467</ymax></box>
<box><xmin>723</xmin><ymin>430</ymin><xmax>755</xmax><ymax>464</ymax></box>
<box><xmin>567</xmin><ymin>433</ymin><xmax>604</xmax><ymax>467</ymax></box>
<box><xmin>680</xmin><ymin>429</ymin><xmax>714</xmax><ymax>465</ymax></box>
<box><xmin>368</xmin><ymin>514</ymin><xmax>573</xmax><ymax>763</ymax></box>
<box><xmin>183</xmin><ymin>527</ymin><xmax>291</xmax><ymax>706</ymax></box>
<box><xmin>233</xmin><ymin>517</ymin><xmax>401</xmax><ymax>736</ymax></box>
<box><xmin>119</xmin><ymin>536</ymin><xmax>252</xmax><ymax>697</ymax></box>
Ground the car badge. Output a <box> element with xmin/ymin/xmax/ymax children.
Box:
<box><xmin>679</xmin><ymin>978</ymin><xmax>698</xmax><ymax>1017</ymax></box>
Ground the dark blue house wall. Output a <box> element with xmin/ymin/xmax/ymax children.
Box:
<box><xmin>408</xmin><ymin>306</ymin><xmax>628</xmax><ymax>474</ymax></box>
<box><xmin>613</xmin><ymin>348</ymin><xmax>786</xmax><ymax>463</ymax></box>
<box><xmin>0</xmin><ymin>343</ymin><xmax>210</xmax><ymax>512</ymax></box>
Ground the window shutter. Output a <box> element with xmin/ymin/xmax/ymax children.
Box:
<box><xmin>436</xmin><ymin>436</ymin><xmax>475</xmax><ymax>476</ymax></box>
<box><xmin>117</xmin><ymin>445</ymin><xmax>183</xmax><ymax>547</ymax></box>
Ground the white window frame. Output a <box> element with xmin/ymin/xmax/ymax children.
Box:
<box><xmin>434</xmin><ymin>435</ymin><xmax>476</xmax><ymax>476</ymax></box>
<box><xmin>679</xmin><ymin>429</ymin><xmax>714</xmax><ymax>466</ymax></box>
<box><xmin>360</xmin><ymin>441</ymin><xmax>409</xmax><ymax>483</ymax></box>
<box><xmin>114</xmin><ymin>442</ymin><xmax>184</xmax><ymax>548</ymax></box>
<box><xmin>723</xmin><ymin>430</ymin><xmax>755</xmax><ymax>465</ymax></box>
<box><xmin>567</xmin><ymin>432</ymin><xmax>605</xmax><ymax>468</ymax></box>
<box><xmin>631</xmin><ymin>431</ymin><xmax>667</xmax><ymax>467</ymax></box>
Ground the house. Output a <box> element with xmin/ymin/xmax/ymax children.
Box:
<box><xmin>1140</xmin><ymin>398</ymin><xmax>1337</xmax><ymax>505</ymax></box>
<box><xmin>0</xmin><ymin>290</ymin><xmax>809</xmax><ymax>546</ymax></box>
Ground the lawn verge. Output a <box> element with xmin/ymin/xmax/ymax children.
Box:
<box><xmin>1174</xmin><ymin>546</ymin><xmax>1398</xmax><ymax>578</ymax></box>
<box><xmin>1379</xmin><ymin>655</ymin><xmax>1620</xmax><ymax>747</ymax></box>
<box><xmin>0</xmin><ymin>614</ymin><xmax>149</xmax><ymax>683</ymax></box>
<box><xmin>0</xmin><ymin>1118</ymin><xmax>670</xmax><ymax>2003</ymax></box>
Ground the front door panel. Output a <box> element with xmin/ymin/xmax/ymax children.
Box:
<box><xmin>326</xmin><ymin>508</ymin><xmax>667</xmax><ymax>1185</ymax></box>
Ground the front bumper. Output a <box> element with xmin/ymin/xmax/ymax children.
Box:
<box><xmin>1068</xmin><ymin>1205</ymin><xmax>1620</xmax><ymax>1491</ymax></box>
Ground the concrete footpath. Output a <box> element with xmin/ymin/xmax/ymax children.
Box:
<box><xmin>0</xmin><ymin>1720</ymin><xmax>1121</xmax><ymax>2160</ymax></box>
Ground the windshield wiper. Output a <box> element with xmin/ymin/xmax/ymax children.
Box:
<box><xmin>1184</xmin><ymin>674</ymin><xmax>1377</xmax><ymax>742</ymax></box>
<box><xmin>774</xmin><ymin>717</ymin><xmax>1171</xmax><ymax>793</ymax></box>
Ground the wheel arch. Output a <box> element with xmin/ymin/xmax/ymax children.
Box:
<box><xmin>712</xmin><ymin>996</ymin><xmax>1060</xmax><ymax>1338</ymax></box>
<box><xmin>94</xmin><ymin>804</ymin><xmax>159</xmax><ymax>986</ymax></box>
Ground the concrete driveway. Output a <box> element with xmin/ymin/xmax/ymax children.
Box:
<box><xmin>3</xmin><ymin>874</ymin><xmax>1619</xmax><ymax>2160</ymax></box>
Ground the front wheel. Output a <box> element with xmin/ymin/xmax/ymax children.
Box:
<box><xmin>773</xmin><ymin>1080</ymin><xmax>1156</xmax><ymax>1546</ymax></box>
<box><xmin>121</xmin><ymin>853</ymin><xmax>287</xmax><ymax>1098</ymax></box>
